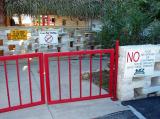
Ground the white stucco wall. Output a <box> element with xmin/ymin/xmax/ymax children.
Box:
<box><xmin>117</xmin><ymin>44</ymin><xmax>160</xmax><ymax>101</ymax></box>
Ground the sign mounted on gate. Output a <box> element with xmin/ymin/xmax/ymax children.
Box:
<box><xmin>39</xmin><ymin>30</ymin><xmax>58</xmax><ymax>45</ymax></box>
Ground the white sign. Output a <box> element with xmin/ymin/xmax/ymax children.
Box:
<box><xmin>124</xmin><ymin>47</ymin><xmax>156</xmax><ymax>78</ymax></box>
<box><xmin>39</xmin><ymin>30</ymin><xmax>58</xmax><ymax>45</ymax></box>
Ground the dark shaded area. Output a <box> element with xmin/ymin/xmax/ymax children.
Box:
<box><xmin>92</xmin><ymin>70</ymin><xmax>109</xmax><ymax>91</ymax></box>
<box><xmin>82</xmin><ymin>70</ymin><xmax>109</xmax><ymax>91</ymax></box>
<box><xmin>95</xmin><ymin>110</ymin><xmax>138</xmax><ymax>119</ymax></box>
<box><xmin>10</xmin><ymin>18</ymin><xmax>15</xmax><ymax>26</ymax></box>
<box><xmin>122</xmin><ymin>96</ymin><xmax>160</xmax><ymax>119</ymax></box>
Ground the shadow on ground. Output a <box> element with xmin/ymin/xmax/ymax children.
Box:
<box><xmin>95</xmin><ymin>110</ymin><xmax>138</xmax><ymax>119</ymax></box>
<box><xmin>122</xmin><ymin>96</ymin><xmax>160</xmax><ymax>119</ymax></box>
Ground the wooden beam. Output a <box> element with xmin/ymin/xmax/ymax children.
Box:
<box><xmin>18</xmin><ymin>15</ymin><xmax>22</xmax><ymax>26</ymax></box>
<box><xmin>0</xmin><ymin>0</ymin><xmax>5</xmax><ymax>26</ymax></box>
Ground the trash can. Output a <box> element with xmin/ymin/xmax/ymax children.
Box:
<box><xmin>70</xmin><ymin>41</ymin><xmax>74</xmax><ymax>48</ymax></box>
<box><xmin>57</xmin><ymin>47</ymin><xmax>61</xmax><ymax>52</ymax></box>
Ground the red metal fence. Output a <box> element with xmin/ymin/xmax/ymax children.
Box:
<box><xmin>0</xmin><ymin>53</ymin><xmax>45</xmax><ymax>113</ymax></box>
<box><xmin>44</xmin><ymin>48</ymin><xmax>117</xmax><ymax>104</ymax></box>
<box><xmin>0</xmin><ymin>41</ymin><xmax>119</xmax><ymax>112</ymax></box>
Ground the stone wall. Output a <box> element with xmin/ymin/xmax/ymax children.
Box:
<box><xmin>117</xmin><ymin>44</ymin><xmax>160</xmax><ymax>101</ymax></box>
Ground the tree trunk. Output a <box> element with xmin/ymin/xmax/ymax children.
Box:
<box><xmin>0</xmin><ymin>0</ymin><xmax>5</xmax><ymax>26</ymax></box>
<box><xmin>19</xmin><ymin>15</ymin><xmax>22</xmax><ymax>26</ymax></box>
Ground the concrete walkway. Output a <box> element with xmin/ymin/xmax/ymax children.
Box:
<box><xmin>0</xmin><ymin>99</ymin><xmax>128</xmax><ymax>119</ymax></box>
<box><xmin>0</xmin><ymin>58</ymin><xmax>128</xmax><ymax>119</ymax></box>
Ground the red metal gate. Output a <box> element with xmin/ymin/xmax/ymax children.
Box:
<box><xmin>44</xmin><ymin>41</ymin><xmax>119</xmax><ymax>104</ymax></box>
<box><xmin>0</xmin><ymin>53</ymin><xmax>45</xmax><ymax>113</ymax></box>
<box><xmin>0</xmin><ymin>41</ymin><xmax>119</xmax><ymax>112</ymax></box>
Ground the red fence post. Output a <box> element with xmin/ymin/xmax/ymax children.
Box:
<box><xmin>79</xmin><ymin>55</ymin><xmax>82</xmax><ymax>98</ymax></box>
<box><xmin>16</xmin><ymin>59</ymin><xmax>22</xmax><ymax>105</ymax></box>
<box><xmin>27</xmin><ymin>58</ymin><xmax>33</xmax><ymax>103</ymax></box>
<box><xmin>90</xmin><ymin>55</ymin><xmax>93</xmax><ymax>97</ymax></box>
<box><xmin>68</xmin><ymin>56</ymin><xmax>72</xmax><ymax>99</ymax></box>
<box><xmin>4</xmin><ymin>61</ymin><xmax>11</xmax><ymax>108</ymax></box>
<box><xmin>99</xmin><ymin>54</ymin><xmax>102</xmax><ymax>95</ymax></box>
<box><xmin>44</xmin><ymin>55</ymin><xmax>52</xmax><ymax>104</ymax></box>
<box><xmin>39</xmin><ymin>53</ymin><xmax>45</xmax><ymax>103</ymax></box>
<box><xmin>112</xmin><ymin>40</ymin><xmax>119</xmax><ymax>101</ymax></box>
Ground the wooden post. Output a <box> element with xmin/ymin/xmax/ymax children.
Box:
<box><xmin>18</xmin><ymin>15</ymin><xmax>22</xmax><ymax>26</ymax></box>
<box><xmin>0</xmin><ymin>0</ymin><xmax>5</xmax><ymax>26</ymax></box>
<box><xmin>47</xmin><ymin>15</ymin><xmax>50</xmax><ymax>26</ymax></box>
<box><xmin>42</xmin><ymin>15</ymin><xmax>45</xmax><ymax>26</ymax></box>
<box><xmin>5</xmin><ymin>16</ymin><xmax>10</xmax><ymax>26</ymax></box>
<box><xmin>38</xmin><ymin>15</ymin><xmax>41</xmax><ymax>26</ymax></box>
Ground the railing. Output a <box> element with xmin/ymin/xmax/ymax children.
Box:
<box><xmin>44</xmin><ymin>50</ymin><xmax>115</xmax><ymax>104</ymax></box>
<box><xmin>0</xmin><ymin>40</ymin><xmax>119</xmax><ymax>112</ymax></box>
<box><xmin>0</xmin><ymin>53</ymin><xmax>45</xmax><ymax>113</ymax></box>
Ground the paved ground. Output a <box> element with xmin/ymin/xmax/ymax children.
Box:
<box><xmin>122</xmin><ymin>96</ymin><xmax>160</xmax><ymax>119</ymax></box>
<box><xmin>96</xmin><ymin>110</ymin><xmax>138</xmax><ymax>119</ymax></box>
<box><xmin>0</xmin><ymin>58</ymin><xmax>129</xmax><ymax>119</ymax></box>
<box><xmin>0</xmin><ymin>99</ymin><xmax>129</xmax><ymax>119</ymax></box>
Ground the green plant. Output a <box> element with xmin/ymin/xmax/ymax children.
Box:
<box><xmin>4</xmin><ymin>0</ymin><xmax>101</xmax><ymax>19</ymax></box>
<box><xmin>98</xmin><ymin>0</ymin><xmax>160</xmax><ymax>48</ymax></box>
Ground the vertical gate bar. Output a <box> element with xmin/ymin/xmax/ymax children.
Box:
<box><xmin>45</xmin><ymin>56</ymin><xmax>52</xmax><ymax>103</ymax></box>
<box><xmin>42</xmin><ymin>15</ymin><xmax>45</xmax><ymax>26</ymax></box>
<box><xmin>39</xmin><ymin>54</ymin><xmax>45</xmax><ymax>102</ymax></box>
<box><xmin>79</xmin><ymin>55</ymin><xmax>82</xmax><ymax>98</ymax></box>
<box><xmin>47</xmin><ymin>15</ymin><xmax>50</xmax><ymax>26</ymax></box>
<box><xmin>4</xmin><ymin>61</ymin><xmax>11</xmax><ymax>107</ymax></box>
<box><xmin>99</xmin><ymin>54</ymin><xmax>103</xmax><ymax>95</ymax></box>
<box><xmin>16</xmin><ymin>59</ymin><xmax>22</xmax><ymax>105</ymax></box>
<box><xmin>112</xmin><ymin>40</ymin><xmax>119</xmax><ymax>100</ymax></box>
<box><xmin>28</xmin><ymin>58</ymin><xmax>33</xmax><ymax>103</ymax></box>
<box><xmin>68</xmin><ymin>56</ymin><xmax>72</xmax><ymax>99</ymax></box>
<box><xmin>90</xmin><ymin>55</ymin><xmax>92</xmax><ymax>97</ymax></box>
<box><xmin>57</xmin><ymin>57</ymin><xmax>62</xmax><ymax>100</ymax></box>
<box><xmin>109</xmin><ymin>51</ymin><xmax>114</xmax><ymax>97</ymax></box>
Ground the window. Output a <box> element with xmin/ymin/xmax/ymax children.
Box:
<box><xmin>51</xmin><ymin>18</ymin><xmax>55</xmax><ymax>23</ymax></box>
<box><xmin>62</xmin><ymin>19</ymin><xmax>66</xmax><ymax>26</ymax></box>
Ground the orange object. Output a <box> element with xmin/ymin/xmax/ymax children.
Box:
<box><xmin>7</xmin><ymin>33</ymin><xmax>11</xmax><ymax>40</ymax></box>
<box><xmin>8</xmin><ymin>45</ymin><xmax>16</xmax><ymax>51</ymax></box>
<box><xmin>0</xmin><ymin>40</ymin><xmax>3</xmax><ymax>46</ymax></box>
<box><xmin>0</xmin><ymin>50</ymin><xmax>4</xmax><ymax>56</ymax></box>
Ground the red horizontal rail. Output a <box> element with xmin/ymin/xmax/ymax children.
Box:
<box><xmin>0</xmin><ymin>53</ymin><xmax>45</xmax><ymax>113</ymax></box>
<box><xmin>44</xmin><ymin>49</ymin><xmax>114</xmax><ymax>57</ymax></box>
<box><xmin>0</xmin><ymin>101</ymin><xmax>44</xmax><ymax>113</ymax></box>
<box><xmin>0</xmin><ymin>53</ymin><xmax>42</xmax><ymax>61</ymax></box>
<box><xmin>47</xmin><ymin>94</ymin><xmax>112</xmax><ymax>105</ymax></box>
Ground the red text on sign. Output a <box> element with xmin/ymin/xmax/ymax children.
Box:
<box><xmin>127</xmin><ymin>51</ymin><xmax>140</xmax><ymax>63</ymax></box>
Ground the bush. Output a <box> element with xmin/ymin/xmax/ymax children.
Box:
<box><xmin>98</xmin><ymin>0</ymin><xmax>160</xmax><ymax>48</ymax></box>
